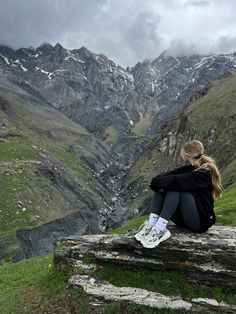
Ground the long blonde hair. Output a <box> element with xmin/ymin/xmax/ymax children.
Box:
<box><xmin>180</xmin><ymin>140</ymin><xmax>223</xmax><ymax>200</ymax></box>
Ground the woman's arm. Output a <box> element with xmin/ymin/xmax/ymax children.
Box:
<box><xmin>156</xmin><ymin>164</ymin><xmax>193</xmax><ymax>177</ymax></box>
<box><xmin>150</xmin><ymin>169</ymin><xmax>212</xmax><ymax>192</ymax></box>
<box><xmin>150</xmin><ymin>165</ymin><xmax>194</xmax><ymax>192</ymax></box>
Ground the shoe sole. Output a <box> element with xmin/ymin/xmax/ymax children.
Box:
<box><xmin>141</xmin><ymin>230</ymin><xmax>171</xmax><ymax>248</ymax></box>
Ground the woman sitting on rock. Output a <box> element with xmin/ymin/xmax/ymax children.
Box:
<box><xmin>134</xmin><ymin>139</ymin><xmax>223</xmax><ymax>248</ymax></box>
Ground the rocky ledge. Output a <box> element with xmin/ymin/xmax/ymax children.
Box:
<box><xmin>53</xmin><ymin>225</ymin><xmax>236</xmax><ymax>312</ymax></box>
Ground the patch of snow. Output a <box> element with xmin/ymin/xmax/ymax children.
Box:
<box><xmin>147</xmin><ymin>68</ymin><xmax>156</xmax><ymax>75</ymax></box>
<box><xmin>55</xmin><ymin>69</ymin><xmax>69</xmax><ymax>72</ymax></box>
<box><xmin>225</xmin><ymin>54</ymin><xmax>236</xmax><ymax>67</ymax></box>
<box><xmin>0</xmin><ymin>54</ymin><xmax>10</xmax><ymax>64</ymax></box>
<box><xmin>151</xmin><ymin>82</ymin><xmax>154</xmax><ymax>93</ymax></box>
<box><xmin>193</xmin><ymin>56</ymin><xmax>216</xmax><ymax>69</ymax></box>
<box><xmin>11</xmin><ymin>59</ymin><xmax>28</xmax><ymax>71</ymax></box>
<box><xmin>21</xmin><ymin>64</ymin><xmax>28</xmax><ymax>72</ymax></box>
<box><xmin>123</xmin><ymin>108</ymin><xmax>134</xmax><ymax>125</ymax></box>
<box><xmin>35</xmin><ymin>67</ymin><xmax>55</xmax><ymax>80</ymax></box>
<box><xmin>48</xmin><ymin>73</ymin><xmax>54</xmax><ymax>79</ymax></box>
<box><xmin>116</xmin><ymin>67</ymin><xmax>134</xmax><ymax>83</ymax></box>
<box><xmin>173</xmin><ymin>56</ymin><xmax>181</xmax><ymax>65</ymax></box>
<box><xmin>65</xmin><ymin>50</ymin><xmax>85</xmax><ymax>63</ymax></box>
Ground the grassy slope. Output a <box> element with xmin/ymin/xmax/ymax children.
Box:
<box><xmin>0</xmin><ymin>109</ymin><xmax>89</xmax><ymax>239</ymax></box>
<box><xmin>185</xmin><ymin>72</ymin><xmax>236</xmax><ymax>188</ymax></box>
<box><xmin>0</xmin><ymin>83</ymin><xmax>109</xmax><ymax>239</ymax></box>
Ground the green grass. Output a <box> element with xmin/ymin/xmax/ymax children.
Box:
<box><xmin>0</xmin><ymin>252</ymin><xmax>190</xmax><ymax>314</ymax></box>
<box><xmin>107</xmin><ymin>215</ymin><xmax>148</xmax><ymax>235</ymax></box>
<box><xmin>16</xmin><ymin>122</ymin><xmax>91</xmax><ymax>181</ymax></box>
<box><xmin>104</xmin><ymin>125</ymin><xmax>118</xmax><ymax>146</ymax></box>
<box><xmin>0</xmin><ymin>166</ymin><xmax>29</xmax><ymax>237</ymax></box>
<box><xmin>0</xmin><ymin>137</ymin><xmax>38</xmax><ymax>161</ymax></box>
<box><xmin>214</xmin><ymin>182</ymin><xmax>236</xmax><ymax>226</ymax></box>
<box><xmin>0</xmin><ymin>253</ymin><xmax>91</xmax><ymax>314</ymax></box>
<box><xmin>94</xmin><ymin>263</ymin><xmax>235</xmax><ymax>305</ymax></box>
<box><xmin>186</xmin><ymin>72</ymin><xmax>236</xmax><ymax>130</ymax></box>
<box><xmin>0</xmin><ymin>249</ymin><xmax>235</xmax><ymax>314</ymax></box>
<box><xmin>0</xmin><ymin>118</ymin><xmax>93</xmax><ymax>240</ymax></box>
<box><xmin>0</xmin><ymin>131</ymin><xmax>46</xmax><ymax>238</ymax></box>
<box><xmin>221</xmin><ymin>158</ymin><xmax>236</xmax><ymax>188</ymax></box>
<box><xmin>130</xmin><ymin>112</ymin><xmax>152</xmax><ymax>138</ymax></box>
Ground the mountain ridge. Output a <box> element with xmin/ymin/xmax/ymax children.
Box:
<box><xmin>1</xmin><ymin>42</ymin><xmax>236</xmax><ymax>167</ymax></box>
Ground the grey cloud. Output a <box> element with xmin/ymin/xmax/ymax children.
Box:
<box><xmin>215</xmin><ymin>36</ymin><xmax>236</xmax><ymax>53</ymax></box>
<box><xmin>186</xmin><ymin>0</ymin><xmax>210</xmax><ymax>7</ymax></box>
<box><xmin>167</xmin><ymin>40</ymin><xmax>200</xmax><ymax>56</ymax></box>
<box><xmin>123</xmin><ymin>11</ymin><xmax>163</xmax><ymax>61</ymax></box>
<box><xmin>0</xmin><ymin>0</ymin><xmax>107</xmax><ymax>48</ymax></box>
<box><xmin>0</xmin><ymin>0</ymin><xmax>236</xmax><ymax>68</ymax></box>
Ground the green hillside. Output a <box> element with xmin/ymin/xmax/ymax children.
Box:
<box><xmin>0</xmin><ymin>79</ymin><xmax>112</xmax><ymax>240</ymax></box>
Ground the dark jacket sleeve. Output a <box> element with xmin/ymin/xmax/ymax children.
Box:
<box><xmin>150</xmin><ymin>169</ymin><xmax>212</xmax><ymax>192</ymax></box>
<box><xmin>156</xmin><ymin>165</ymin><xmax>193</xmax><ymax>177</ymax></box>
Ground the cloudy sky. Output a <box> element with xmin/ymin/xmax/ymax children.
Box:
<box><xmin>1</xmin><ymin>0</ymin><xmax>236</xmax><ymax>68</ymax></box>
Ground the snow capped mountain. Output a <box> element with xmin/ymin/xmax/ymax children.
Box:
<box><xmin>0</xmin><ymin>43</ymin><xmax>236</xmax><ymax>164</ymax></box>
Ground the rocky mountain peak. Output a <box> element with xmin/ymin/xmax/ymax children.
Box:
<box><xmin>54</xmin><ymin>42</ymin><xmax>64</xmax><ymax>50</ymax></box>
<box><xmin>1</xmin><ymin>42</ymin><xmax>236</xmax><ymax>166</ymax></box>
<box><xmin>36</xmin><ymin>42</ymin><xmax>54</xmax><ymax>52</ymax></box>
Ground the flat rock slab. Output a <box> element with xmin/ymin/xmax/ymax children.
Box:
<box><xmin>69</xmin><ymin>274</ymin><xmax>236</xmax><ymax>313</ymax></box>
<box><xmin>54</xmin><ymin>225</ymin><xmax>236</xmax><ymax>291</ymax></box>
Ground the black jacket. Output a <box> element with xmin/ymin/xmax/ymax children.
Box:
<box><xmin>150</xmin><ymin>164</ymin><xmax>216</xmax><ymax>233</ymax></box>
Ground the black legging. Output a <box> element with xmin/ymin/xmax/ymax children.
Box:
<box><xmin>151</xmin><ymin>191</ymin><xmax>201</xmax><ymax>232</ymax></box>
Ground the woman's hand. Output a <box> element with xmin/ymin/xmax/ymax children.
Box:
<box><xmin>150</xmin><ymin>177</ymin><xmax>165</xmax><ymax>193</ymax></box>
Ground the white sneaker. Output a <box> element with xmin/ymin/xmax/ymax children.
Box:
<box><xmin>141</xmin><ymin>226</ymin><xmax>171</xmax><ymax>248</ymax></box>
<box><xmin>134</xmin><ymin>219</ymin><xmax>153</xmax><ymax>242</ymax></box>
